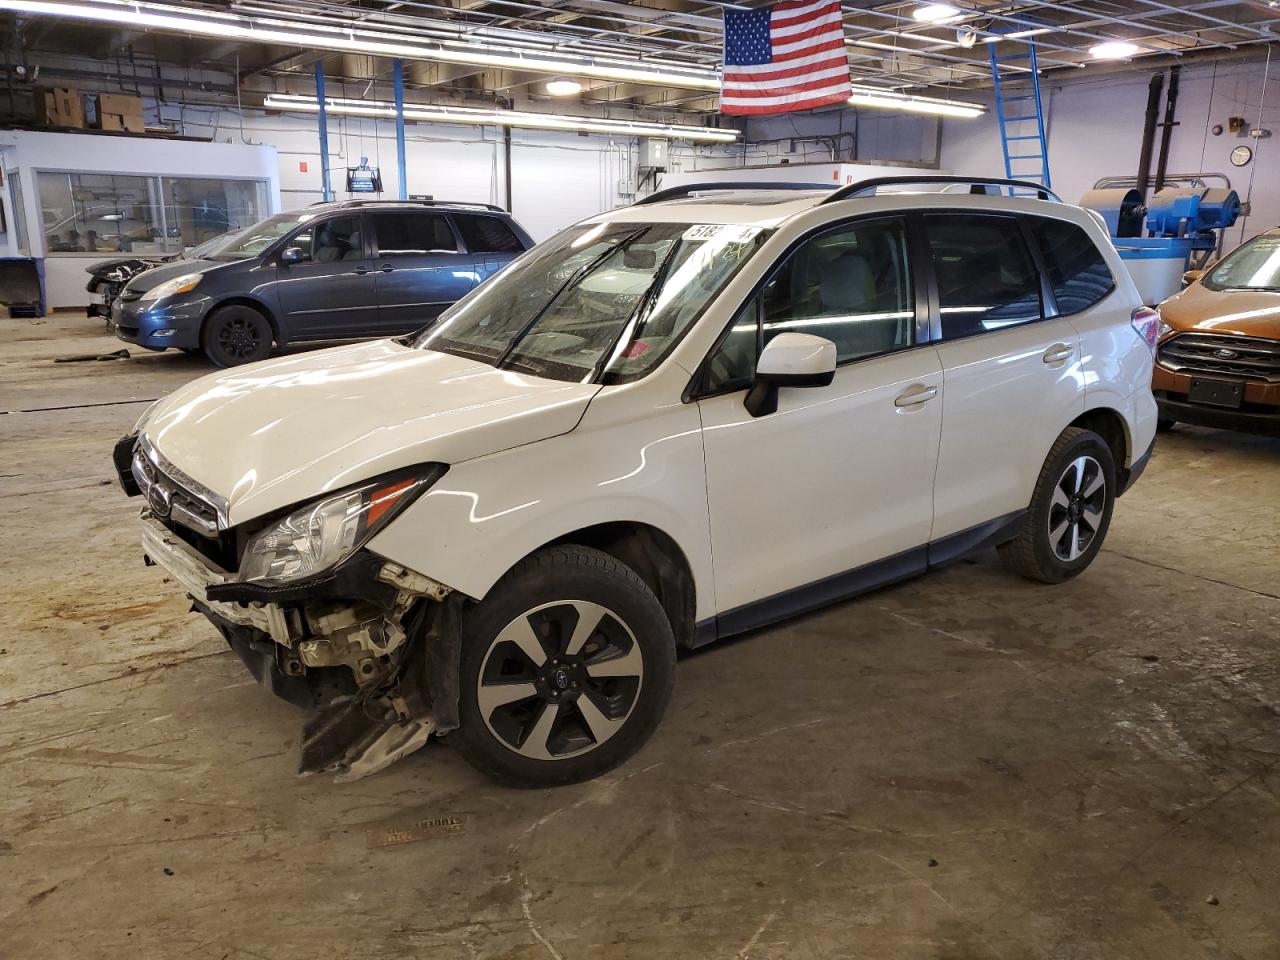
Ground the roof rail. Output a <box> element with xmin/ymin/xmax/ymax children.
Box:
<box><xmin>327</xmin><ymin>198</ymin><xmax>507</xmax><ymax>212</ymax></box>
<box><xmin>633</xmin><ymin>181</ymin><xmax>831</xmax><ymax>206</ymax></box>
<box><xmin>823</xmin><ymin>176</ymin><xmax>1061</xmax><ymax>204</ymax></box>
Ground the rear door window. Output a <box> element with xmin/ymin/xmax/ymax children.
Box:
<box><xmin>371</xmin><ymin>212</ymin><xmax>458</xmax><ymax>256</ymax></box>
<box><xmin>1029</xmin><ymin>217</ymin><xmax>1115</xmax><ymax>314</ymax></box>
<box><xmin>453</xmin><ymin>214</ymin><xmax>525</xmax><ymax>253</ymax></box>
<box><xmin>923</xmin><ymin>214</ymin><xmax>1042</xmax><ymax>340</ymax></box>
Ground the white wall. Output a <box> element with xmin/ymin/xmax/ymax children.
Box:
<box><xmin>161</xmin><ymin>102</ymin><xmax>637</xmax><ymax>241</ymax></box>
<box><xmin>940</xmin><ymin>57</ymin><xmax>1280</xmax><ymax>252</ymax></box>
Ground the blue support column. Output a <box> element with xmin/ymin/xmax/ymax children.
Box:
<box><xmin>393</xmin><ymin>59</ymin><xmax>408</xmax><ymax>200</ymax></box>
<box><xmin>315</xmin><ymin>62</ymin><xmax>334</xmax><ymax>202</ymax></box>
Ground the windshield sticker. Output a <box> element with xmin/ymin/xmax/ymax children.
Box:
<box><xmin>682</xmin><ymin>224</ymin><xmax>763</xmax><ymax>244</ymax></box>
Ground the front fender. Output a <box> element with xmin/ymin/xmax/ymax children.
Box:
<box><xmin>365</xmin><ymin>387</ymin><xmax>717</xmax><ymax>621</ymax></box>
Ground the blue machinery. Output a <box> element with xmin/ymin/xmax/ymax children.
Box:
<box><xmin>1080</xmin><ymin>185</ymin><xmax>1243</xmax><ymax>304</ymax></box>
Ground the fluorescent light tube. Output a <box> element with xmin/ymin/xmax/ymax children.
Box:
<box><xmin>847</xmin><ymin>87</ymin><xmax>984</xmax><ymax>119</ymax></box>
<box><xmin>0</xmin><ymin>0</ymin><xmax>722</xmax><ymax>91</ymax></box>
<box><xmin>263</xmin><ymin>93</ymin><xmax>739</xmax><ymax>143</ymax></box>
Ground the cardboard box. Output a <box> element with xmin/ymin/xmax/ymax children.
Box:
<box><xmin>34</xmin><ymin>87</ymin><xmax>85</xmax><ymax>128</ymax></box>
<box><xmin>99</xmin><ymin>112</ymin><xmax>146</xmax><ymax>133</ymax></box>
<box><xmin>95</xmin><ymin>92</ymin><xmax>144</xmax><ymax>120</ymax></box>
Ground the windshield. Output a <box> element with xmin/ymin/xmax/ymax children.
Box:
<box><xmin>201</xmin><ymin>211</ymin><xmax>316</xmax><ymax>262</ymax></box>
<box><xmin>413</xmin><ymin>221</ymin><xmax>768</xmax><ymax>383</ymax></box>
<box><xmin>1205</xmin><ymin>233</ymin><xmax>1280</xmax><ymax>292</ymax></box>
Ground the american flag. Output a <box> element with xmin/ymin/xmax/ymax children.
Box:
<box><xmin>720</xmin><ymin>0</ymin><xmax>852</xmax><ymax>116</ymax></box>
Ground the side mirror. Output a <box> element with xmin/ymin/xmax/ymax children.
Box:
<box><xmin>744</xmin><ymin>332</ymin><xmax>837</xmax><ymax>418</ymax></box>
<box><xmin>280</xmin><ymin>246</ymin><xmax>305</xmax><ymax>265</ymax></box>
<box><xmin>1181</xmin><ymin>267</ymin><xmax>1207</xmax><ymax>287</ymax></box>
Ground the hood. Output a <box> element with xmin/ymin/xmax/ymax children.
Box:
<box><xmin>124</xmin><ymin>257</ymin><xmax>226</xmax><ymax>293</ymax></box>
<box><xmin>86</xmin><ymin>254</ymin><xmax>173</xmax><ymax>279</ymax></box>
<box><xmin>143</xmin><ymin>340</ymin><xmax>599</xmax><ymax>526</ymax></box>
<box><xmin>1161</xmin><ymin>281</ymin><xmax>1280</xmax><ymax>338</ymax></box>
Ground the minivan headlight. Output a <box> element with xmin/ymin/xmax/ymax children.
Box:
<box><xmin>138</xmin><ymin>272</ymin><xmax>203</xmax><ymax>302</ymax></box>
<box><xmin>239</xmin><ymin>466</ymin><xmax>446</xmax><ymax>585</ymax></box>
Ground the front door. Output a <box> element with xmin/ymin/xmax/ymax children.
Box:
<box><xmin>369</xmin><ymin>211</ymin><xmax>480</xmax><ymax>335</ymax></box>
<box><xmin>696</xmin><ymin>217</ymin><xmax>943</xmax><ymax>626</ymax></box>
<box><xmin>274</xmin><ymin>214</ymin><xmax>381</xmax><ymax>340</ymax></box>
<box><xmin>921</xmin><ymin>213</ymin><xmax>1085</xmax><ymax>540</ymax></box>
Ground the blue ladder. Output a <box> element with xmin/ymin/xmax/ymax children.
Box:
<box><xmin>988</xmin><ymin>41</ymin><xmax>1050</xmax><ymax>196</ymax></box>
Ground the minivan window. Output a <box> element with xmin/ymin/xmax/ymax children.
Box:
<box><xmin>704</xmin><ymin>217</ymin><xmax>914</xmax><ymax>393</ymax></box>
<box><xmin>371</xmin><ymin>212</ymin><xmax>457</xmax><ymax>255</ymax></box>
<box><xmin>305</xmin><ymin>216</ymin><xmax>361</xmax><ymax>262</ymax></box>
<box><xmin>1030</xmin><ymin>217</ymin><xmax>1114</xmax><ymax>314</ymax></box>
<box><xmin>924</xmin><ymin>214</ymin><xmax>1042</xmax><ymax>339</ymax></box>
<box><xmin>454</xmin><ymin>214</ymin><xmax>524</xmax><ymax>253</ymax></box>
<box><xmin>414</xmin><ymin>221</ymin><xmax>768</xmax><ymax>383</ymax></box>
<box><xmin>202</xmin><ymin>211</ymin><xmax>317</xmax><ymax>261</ymax></box>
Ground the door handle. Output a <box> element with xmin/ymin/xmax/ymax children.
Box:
<box><xmin>894</xmin><ymin>384</ymin><xmax>938</xmax><ymax>407</ymax></box>
<box><xmin>1042</xmin><ymin>343</ymin><xmax>1073</xmax><ymax>364</ymax></box>
<box><xmin>379</xmin><ymin>264</ymin><xmax>395</xmax><ymax>273</ymax></box>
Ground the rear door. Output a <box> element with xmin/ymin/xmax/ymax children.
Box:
<box><xmin>924</xmin><ymin>212</ymin><xmax>1085</xmax><ymax>541</ymax></box>
<box><xmin>451</xmin><ymin>212</ymin><xmax>529</xmax><ymax>282</ymax></box>
<box><xmin>273</xmin><ymin>214</ymin><xmax>381</xmax><ymax>340</ymax></box>
<box><xmin>369</xmin><ymin>211</ymin><xmax>479</xmax><ymax>334</ymax></box>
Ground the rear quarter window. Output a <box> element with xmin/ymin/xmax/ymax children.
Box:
<box><xmin>1030</xmin><ymin>217</ymin><xmax>1115</xmax><ymax>315</ymax></box>
<box><xmin>453</xmin><ymin>214</ymin><xmax>526</xmax><ymax>253</ymax></box>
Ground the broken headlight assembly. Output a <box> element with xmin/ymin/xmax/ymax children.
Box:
<box><xmin>238</xmin><ymin>465</ymin><xmax>447</xmax><ymax>585</ymax></box>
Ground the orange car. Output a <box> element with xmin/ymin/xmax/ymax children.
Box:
<box><xmin>1154</xmin><ymin>227</ymin><xmax>1280</xmax><ymax>436</ymax></box>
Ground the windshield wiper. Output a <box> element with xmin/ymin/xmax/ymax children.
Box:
<box><xmin>590</xmin><ymin>237</ymin><xmax>684</xmax><ymax>383</ymax></box>
<box><xmin>494</xmin><ymin>227</ymin><xmax>648</xmax><ymax>370</ymax></box>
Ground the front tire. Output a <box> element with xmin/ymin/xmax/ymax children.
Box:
<box><xmin>998</xmin><ymin>426</ymin><xmax>1116</xmax><ymax>584</ymax></box>
<box><xmin>201</xmin><ymin>305</ymin><xmax>273</xmax><ymax>367</ymax></box>
<box><xmin>452</xmin><ymin>545</ymin><xmax>675</xmax><ymax>787</ymax></box>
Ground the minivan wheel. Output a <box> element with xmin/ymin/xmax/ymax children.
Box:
<box><xmin>201</xmin><ymin>305</ymin><xmax>273</xmax><ymax>367</ymax></box>
<box><xmin>998</xmin><ymin>426</ymin><xmax>1116</xmax><ymax>584</ymax></box>
<box><xmin>452</xmin><ymin>545</ymin><xmax>675</xmax><ymax>787</ymax></box>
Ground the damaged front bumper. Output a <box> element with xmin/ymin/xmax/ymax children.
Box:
<box><xmin>139</xmin><ymin>513</ymin><xmax>464</xmax><ymax>781</ymax></box>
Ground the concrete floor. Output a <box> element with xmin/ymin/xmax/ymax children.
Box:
<box><xmin>3</xmin><ymin>314</ymin><xmax>1278</xmax><ymax>960</ymax></box>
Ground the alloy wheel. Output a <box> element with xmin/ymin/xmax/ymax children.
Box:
<box><xmin>1047</xmin><ymin>454</ymin><xmax>1106</xmax><ymax>562</ymax></box>
<box><xmin>476</xmin><ymin>600</ymin><xmax>644</xmax><ymax>761</ymax></box>
<box><xmin>216</xmin><ymin>316</ymin><xmax>263</xmax><ymax>360</ymax></box>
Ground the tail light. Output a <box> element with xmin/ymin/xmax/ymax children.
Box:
<box><xmin>1131</xmin><ymin>306</ymin><xmax>1161</xmax><ymax>351</ymax></box>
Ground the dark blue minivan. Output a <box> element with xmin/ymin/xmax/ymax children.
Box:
<box><xmin>113</xmin><ymin>199</ymin><xmax>534</xmax><ymax>367</ymax></box>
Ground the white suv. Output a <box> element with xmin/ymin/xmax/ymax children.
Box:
<box><xmin>115</xmin><ymin>178</ymin><xmax>1159</xmax><ymax>786</ymax></box>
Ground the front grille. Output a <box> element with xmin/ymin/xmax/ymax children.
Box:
<box><xmin>132</xmin><ymin>442</ymin><xmax>240</xmax><ymax>571</ymax></box>
<box><xmin>1157</xmin><ymin>332</ymin><xmax>1280</xmax><ymax>383</ymax></box>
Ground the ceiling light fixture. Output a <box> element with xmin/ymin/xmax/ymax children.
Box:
<box><xmin>912</xmin><ymin>4</ymin><xmax>963</xmax><ymax>24</ymax></box>
<box><xmin>847</xmin><ymin>86</ymin><xmax>984</xmax><ymax>119</ymax></box>
<box><xmin>545</xmin><ymin>78</ymin><xmax>583</xmax><ymax>97</ymax></box>
<box><xmin>262</xmin><ymin>93</ymin><xmax>739</xmax><ymax>143</ymax></box>
<box><xmin>1089</xmin><ymin>40</ymin><xmax>1141</xmax><ymax>60</ymax></box>
<box><xmin>0</xmin><ymin>0</ymin><xmax>722</xmax><ymax>91</ymax></box>
<box><xmin>986</xmin><ymin>27</ymin><xmax>1051</xmax><ymax>42</ymax></box>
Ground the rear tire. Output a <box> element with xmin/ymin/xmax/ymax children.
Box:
<box><xmin>451</xmin><ymin>545</ymin><xmax>675</xmax><ymax>787</ymax></box>
<box><xmin>201</xmin><ymin>305</ymin><xmax>273</xmax><ymax>367</ymax></box>
<box><xmin>998</xmin><ymin>426</ymin><xmax>1116</xmax><ymax>584</ymax></box>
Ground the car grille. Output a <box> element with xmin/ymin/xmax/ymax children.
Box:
<box><xmin>1157</xmin><ymin>332</ymin><xmax>1280</xmax><ymax>383</ymax></box>
<box><xmin>131</xmin><ymin>441</ymin><xmax>239</xmax><ymax>571</ymax></box>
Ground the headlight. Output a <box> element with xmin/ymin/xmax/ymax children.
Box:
<box><xmin>1158</xmin><ymin>320</ymin><xmax>1174</xmax><ymax>339</ymax></box>
<box><xmin>138</xmin><ymin>272</ymin><xmax>203</xmax><ymax>302</ymax></box>
<box><xmin>238</xmin><ymin>466</ymin><xmax>445</xmax><ymax>585</ymax></box>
